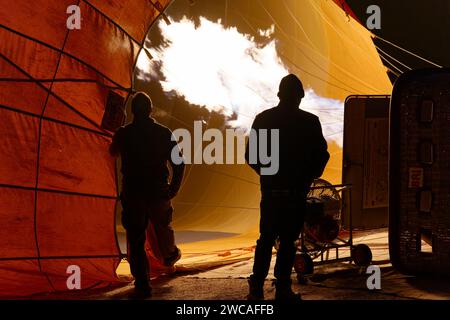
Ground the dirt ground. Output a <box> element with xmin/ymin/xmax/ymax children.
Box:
<box><xmin>29</xmin><ymin>230</ymin><xmax>450</xmax><ymax>300</ymax></box>
<box><xmin>31</xmin><ymin>262</ymin><xmax>450</xmax><ymax>301</ymax></box>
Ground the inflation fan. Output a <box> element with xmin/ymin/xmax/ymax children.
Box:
<box><xmin>293</xmin><ymin>179</ymin><xmax>373</xmax><ymax>283</ymax></box>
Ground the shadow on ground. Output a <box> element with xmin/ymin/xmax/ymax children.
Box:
<box><xmin>29</xmin><ymin>261</ymin><xmax>450</xmax><ymax>300</ymax></box>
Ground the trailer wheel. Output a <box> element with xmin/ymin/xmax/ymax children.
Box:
<box><xmin>294</xmin><ymin>253</ymin><xmax>314</xmax><ymax>275</ymax></box>
<box><xmin>351</xmin><ymin>244</ymin><xmax>372</xmax><ymax>266</ymax></box>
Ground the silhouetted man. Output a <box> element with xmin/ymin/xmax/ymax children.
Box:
<box><xmin>110</xmin><ymin>92</ymin><xmax>185</xmax><ymax>298</ymax></box>
<box><xmin>245</xmin><ymin>74</ymin><xmax>329</xmax><ymax>301</ymax></box>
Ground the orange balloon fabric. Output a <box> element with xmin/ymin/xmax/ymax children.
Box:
<box><xmin>0</xmin><ymin>0</ymin><xmax>171</xmax><ymax>297</ymax></box>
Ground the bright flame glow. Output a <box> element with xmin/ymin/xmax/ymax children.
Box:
<box><xmin>138</xmin><ymin>17</ymin><xmax>344</xmax><ymax>146</ymax></box>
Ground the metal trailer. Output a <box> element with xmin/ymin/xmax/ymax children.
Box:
<box><xmin>293</xmin><ymin>179</ymin><xmax>373</xmax><ymax>281</ymax></box>
<box><xmin>389</xmin><ymin>68</ymin><xmax>450</xmax><ymax>275</ymax></box>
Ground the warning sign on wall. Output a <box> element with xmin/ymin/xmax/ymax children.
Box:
<box><xmin>408</xmin><ymin>167</ymin><xmax>424</xmax><ymax>189</ymax></box>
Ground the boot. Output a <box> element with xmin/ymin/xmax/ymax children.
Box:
<box><xmin>247</xmin><ymin>275</ymin><xmax>265</xmax><ymax>300</ymax></box>
<box><xmin>130</xmin><ymin>280</ymin><xmax>152</xmax><ymax>299</ymax></box>
<box><xmin>274</xmin><ymin>279</ymin><xmax>301</xmax><ymax>302</ymax></box>
<box><xmin>164</xmin><ymin>247</ymin><xmax>182</xmax><ymax>267</ymax></box>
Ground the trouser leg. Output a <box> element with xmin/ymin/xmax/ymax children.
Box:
<box><xmin>121</xmin><ymin>194</ymin><xmax>150</xmax><ymax>286</ymax></box>
<box><xmin>127</xmin><ymin>226</ymin><xmax>149</xmax><ymax>285</ymax></box>
<box><xmin>148</xmin><ymin>199</ymin><xmax>177</xmax><ymax>259</ymax></box>
<box><xmin>252</xmin><ymin>233</ymin><xmax>277</xmax><ymax>282</ymax></box>
<box><xmin>274</xmin><ymin>198</ymin><xmax>305</xmax><ymax>283</ymax></box>
<box><xmin>274</xmin><ymin>232</ymin><xmax>300</xmax><ymax>282</ymax></box>
<box><xmin>252</xmin><ymin>199</ymin><xmax>277</xmax><ymax>282</ymax></box>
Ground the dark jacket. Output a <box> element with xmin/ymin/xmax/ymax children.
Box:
<box><xmin>111</xmin><ymin>117</ymin><xmax>185</xmax><ymax>197</ymax></box>
<box><xmin>245</xmin><ymin>106</ymin><xmax>330</xmax><ymax>191</ymax></box>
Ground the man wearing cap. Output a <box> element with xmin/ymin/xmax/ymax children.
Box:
<box><xmin>110</xmin><ymin>92</ymin><xmax>184</xmax><ymax>298</ymax></box>
<box><xmin>245</xmin><ymin>74</ymin><xmax>330</xmax><ymax>301</ymax></box>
